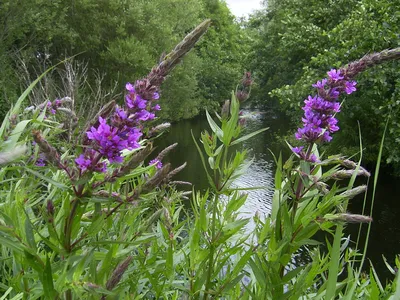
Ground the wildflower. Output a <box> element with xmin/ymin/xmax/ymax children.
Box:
<box><xmin>291</xmin><ymin>146</ymin><xmax>320</xmax><ymax>163</ymax></box>
<box><xmin>87</xmin><ymin>117</ymin><xmax>126</xmax><ymax>163</ymax></box>
<box><xmin>312</xmin><ymin>79</ymin><xmax>327</xmax><ymax>89</ymax></box>
<box><xmin>149</xmin><ymin>158</ymin><xmax>163</xmax><ymax>169</ymax></box>
<box><xmin>292</xmin><ymin>146</ymin><xmax>304</xmax><ymax>154</ymax></box>
<box><xmin>75</xmin><ymin>149</ymin><xmax>107</xmax><ymax>173</ymax></box>
<box><xmin>36</xmin><ymin>153</ymin><xmax>47</xmax><ymax>166</ymax></box>
<box><xmin>295</xmin><ymin>68</ymin><xmax>357</xmax><ymax>144</ymax></box>
<box><xmin>75</xmin><ymin>154</ymin><xmax>92</xmax><ymax>171</ymax></box>
<box><xmin>345</xmin><ymin>81</ymin><xmax>357</xmax><ymax>94</ymax></box>
<box><xmin>327</xmin><ymin>69</ymin><xmax>344</xmax><ymax>81</ymax></box>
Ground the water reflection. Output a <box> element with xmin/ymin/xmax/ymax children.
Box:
<box><xmin>155</xmin><ymin>109</ymin><xmax>291</xmax><ymax>233</ymax></box>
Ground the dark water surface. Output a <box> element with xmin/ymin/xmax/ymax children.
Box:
<box><xmin>156</xmin><ymin>110</ymin><xmax>400</xmax><ymax>281</ymax></box>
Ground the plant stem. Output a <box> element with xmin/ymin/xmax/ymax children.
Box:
<box><xmin>203</xmin><ymin>192</ymin><xmax>219</xmax><ymax>300</ymax></box>
<box><xmin>66</xmin><ymin>289</ymin><xmax>72</xmax><ymax>300</ymax></box>
<box><xmin>64</xmin><ymin>198</ymin><xmax>80</xmax><ymax>253</ymax></box>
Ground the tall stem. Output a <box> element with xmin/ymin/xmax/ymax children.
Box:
<box><xmin>64</xmin><ymin>198</ymin><xmax>80</xmax><ymax>253</ymax></box>
<box><xmin>203</xmin><ymin>192</ymin><xmax>219</xmax><ymax>300</ymax></box>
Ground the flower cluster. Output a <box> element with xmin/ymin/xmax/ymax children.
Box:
<box><xmin>125</xmin><ymin>83</ymin><xmax>160</xmax><ymax>122</ymax></box>
<box><xmin>46</xmin><ymin>99</ymin><xmax>63</xmax><ymax>115</ymax></box>
<box><xmin>75</xmin><ymin>83</ymin><xmax>161</xmax><ymax>173</ymax></box>
<box><xmin>295</xmin><ymin>69</ymin><xmax>357</xmax><ymax>144</ymax></box>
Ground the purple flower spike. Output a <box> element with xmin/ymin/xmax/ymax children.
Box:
<box><xmin>295</xmin><ymin>67</ymin><xmax>358</xmax><ymax>145</ymax></box>
<box><xmin>75</xmin><ymin>76</ymin><xmax>163</xmax><ymax>173</ymax></box>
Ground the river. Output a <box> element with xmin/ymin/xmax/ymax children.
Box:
<box><xmin>155</xmin><ymin>109</ymin><xmax>400</xmax><ymax>281</ymax></box>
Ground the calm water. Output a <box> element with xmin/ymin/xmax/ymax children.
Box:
<box><xmin>155</xmin><ymin>110</ymin><xmax>400</xmax><ymax>281</ymax></box>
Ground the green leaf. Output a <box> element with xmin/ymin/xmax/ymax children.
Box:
<box><xmin>206</xmin><ymin>110</ymin><xmax>223</xmax><ymax>141</ymax></box>
<box><xmin>2</xmin><ymin>120</ymin><xmax>31</xmax><ymax>152</ymax></box>
<box><xmin>191</xmin><ymin>130</ymin><xmax>216</xmax><ymax>189</ymax></box>
<box><xmin>86</xmin><ymin>216</ymin><xmax>106</xmax><ymax>237</ymax></box>
<box><xmin>0</xmin><ymin>235</ymin><xmax>25</xmax><ymax>254</ymax></box>
<box><xmin>43</xmin><ymin>256</ymin><xmax>57</xmax><ymax>299</ymax></box>
<box><xmin>230</xmin><ymin>127</ymin><xmax>269</xmax><ymax>146</ymax></box>
<box><xmin>325</xmin><ymin>224</ymin><xmax>344</xmax><ymax>300</ymax></box>
<box><xmin>0</xmin><ymin>287</ymin><xmax>13</xmax><ymax>300</ymax></box>
<box><xmin>23</xmin><ymin>167</ymin><xmax>68</xmax><ymax>189</ymax></box>
<box><xmin>24</xmin><ymin>217</ymin><xmax>37</xmax><ymax>250</ymax></box>
<box><xmin>222</xmin><ymin>273</ymin><xmax>245</xmax><ymax>293</ymax></box>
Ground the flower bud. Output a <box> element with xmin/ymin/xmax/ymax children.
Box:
<box><xmin>235</xmin><ymin>90</ymin><xmax>249</xmax><ymax>102</ymax></box>
<box><xmin>156</xmin><ymin>143</ymin><xmax>178</xmax><ymax>161</ymax></box>
<box><xmin>47</xmin><ymin>200</ymin><xmax>54</xmax><ymax>216</ymax></box>
<box><xmin>221</xmin><ymin>100</ymin><xmax>230</xmax><ymax>119</ymax></box>
<box><xmin>141</xmin><ymin>163</ymin><xmax>171</xmax><ymax>193</ymax></box>
<box><xmin>330</xmin><ymin>169</ymin><xmax>370</xmax><ymax>180</ymax></box>
<box><xmin>32</xmin><ymin>130</ymin><xmax>63</xmax><ymax>169</ymax></box>
<box><xmin>341</xmin><ymin>159</ymin><xmax>357</xmax><ymax>169</ymax></box>
<box><xmin>167</xmin><ymin>162</ymin><xmax>187</xmax><ymax>181</ymax></box>
<box><xmin>335</xmin><ymin>213</ymin><xmax>373</xmax><ymax>224</ymax></box>
<box><xmin>315</xmin><ymin>181</ymin><xmax>330</xmax><ymax>195</ymax></box>
<box><xmin>106</xmin><ymin>256</ymin><xmax>133</xmax><ymax>291</ymax></box>
<box><xmin>115</xmin><ymin>143</ymin><xmax>154</xmax><ymax>178</ymax></box>
<box><xmin>339</xmin><ymin>185</ymin><xmax>367</xmax><ymax>199</ymax></box>
<box><xmin>148</xmin><ymin>123</ymin><xmax>171</xmax><ymax>137</ymax></box>
<box><xmin>321</xmin><ymin>213</ymin><xmax>373</xmax><ymax>223</ymax></box>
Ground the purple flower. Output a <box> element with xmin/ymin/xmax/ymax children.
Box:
<box><xmin>291</xmin><ymin>146</ymin><xmax>319</xmax><ymax>163</ymax></box>
<box><xmin>292</xmin><ymin>146</ymin><xmax>304</xmax><ymax>154</ymax></box>
<box><xmin>295</xmin><ymin>68</ymin><xmax>357</xmax><ymax>145</ymax></box>
<box><xmin>149</xmin><ymin>158</ymin><xmax>163</xmax><ymax>169</ymax></box>
<box><xmin>308</xmin><ymin>154</ymin><xmax>319</xmax><ymax>163</ymax></box>
<box><xmin>153</xmin><ymin>92</ymin><xmax>160</xmax><ymax>100</ymax></box>
<box><xmin>312</xmin><ymin>79</ymin><xmax>327</xmax><ymax>89</ymax></box>
<box><xmin>327</xmin><ymin>69</ymin><xmax>344</xmax><ymax>81</ymax></box>
<box><xmin>345</xmin><ymin>81</ymin><xmax>357</xmax><ymax>94</ymax></box>
<box><xmin>75</xmin><ymin>77</ymin><xmax>162</xmax><ymax>174</ymax></box>
<box><xmin>126</xmin><ymin>83</ymin><xmax>135</xmax><ymax>92</ymax></box>
<box><xmin>329</xmin><ymin>88</ymin><xmax>340</xmax><ymax>99</ymax></box>
<box><xmin>35</xmin><ymin>153</ymin><xmax>47</xmax><ymax>166</ymax></box>
<box><xmin>75</xmin><ymin>150</ymin><xmax>108</xmax><ymax>173</ymax></box>
<box><xmin>87</xmin><ymin>117</ymin><xmax>127</xmax><ymax>163</ymax></box>
<box><xmin>75</xmin><ymin>154</ymin><xmax>92</xmax><ymax>171</ymax></box>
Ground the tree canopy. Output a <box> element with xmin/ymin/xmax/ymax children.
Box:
<box><xmin>248</xmin><ymin>0</ymin><xmax>400</xmax><ymax>168</ymax></box>
<box><xmin>0</xmin><ymin>0</ymin><xmax>247</xmax><ymax>121</ymax></box>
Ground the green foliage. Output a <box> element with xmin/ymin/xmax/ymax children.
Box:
<box><xmin>0</xmin><ymin>0</ymin><xmax>248</xmax><ymax>122</ymax></box>
<box><xmin>249</xmin><ymin>0</ymin><xmax>400</xmax><ymax>169</ymax></box>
